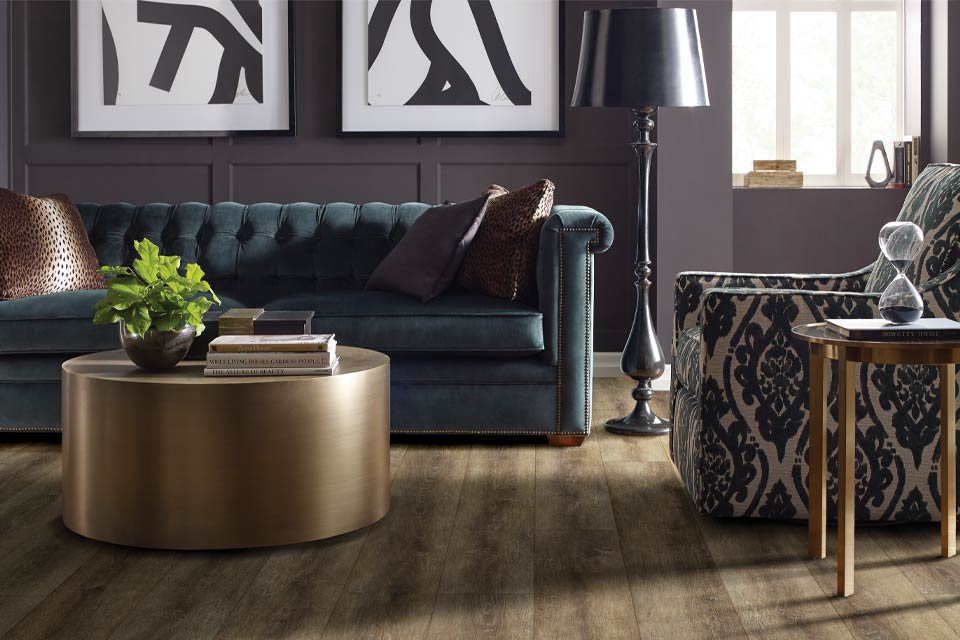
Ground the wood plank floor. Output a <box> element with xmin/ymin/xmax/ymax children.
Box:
<box><xmin>1</xmin><ymin>378</ymin><xmax>960</xmax><ymax>639</ymax></box>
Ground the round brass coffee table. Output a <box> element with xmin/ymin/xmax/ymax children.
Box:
<box><xmin>61</xmin><ymin>347</ymin><xmax>390</xmax><ymax>550</ymax></box>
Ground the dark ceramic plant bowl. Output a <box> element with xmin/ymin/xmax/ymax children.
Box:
<box><xmin>119</xmin><ymin>322</ymin><xmax>196</xmax><ymax>371</ymax></box>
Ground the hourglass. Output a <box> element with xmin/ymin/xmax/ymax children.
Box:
<box><xmin>878</xmin><ymin>221</ymin><xmax>924</xmax><ymax>324</ymax></box>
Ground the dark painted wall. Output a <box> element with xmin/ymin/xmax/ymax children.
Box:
<box><xmin>657</xmin><ymin>0</ymin><xmax>733</xmax><ymax>357</ymax></box>
<box><xmin>930</xmin><ymin>0</ymin><xmax>960</xmax><ymax>162</ymax></box>
<box><xmin>1</xmin><ymin>0</ymin><xmax>9</xmax><ymax>188</ymax></box>
<box><xmin>732</xmin><ymin>188</ymin><xmax>908</xmax><ymax>273</ymax></box>
<box><xmin>7</xmin><ymin>0</ymin><xmax>658</xmax><ymax>351</ymax></box>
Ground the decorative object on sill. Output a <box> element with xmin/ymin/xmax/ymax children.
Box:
<box><xmin>877</xmin><ymin>221</ymin><xmax>924</xmax><ymax>324</ymax></box>
<box><xmin>339</xmin><ymin>0</ymin><xmax>563</xmax><ymax>136</ymax></box>
<box><xmin>93</xmin><ymin>238</ymin><xmax>220</xmax><ymax>370</ymax></box>
<box><xmin>865</xmin><ymin>140</ymin><xmax>894</xmax><ymax>188</ymax></box>
<box><xmin>571</xmin><ymin>7</ymin><xmax>709</xmax><ymax>436</ymax></box>
<box><xmin>744</xmin><ymin>160</ymin><xmax>802</xmax><ymax>188</ymax></box>
<box><xmin>73</xmin><ymin>1</ymin><xmax>295</xmax><ymax>136</ymax></box>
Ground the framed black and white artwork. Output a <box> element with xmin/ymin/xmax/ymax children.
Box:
<box><xmin>72</xmin><ymin>0</ymin><xmax>295</xmax><ymax>137</ymax></box>
<box><xmin>339</xmin><ymin>0</ymin><xmax>563</xmax><ymax>136</ymax></box>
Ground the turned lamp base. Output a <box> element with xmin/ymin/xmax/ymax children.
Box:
<box><xmin>605</xmin><ymin>403</ymin><xmax>670</xmax><ymax>436</ymax></box>
<box><xmin>605</xmin><ymin>379</ymin><xmax>670</xmax><ymax>436</ymax></box>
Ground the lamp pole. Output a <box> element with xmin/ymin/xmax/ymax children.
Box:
<box><xmin>605</xmin><ymin>107</ymin><xmax>669</xmax><ymax>436</ymax></box>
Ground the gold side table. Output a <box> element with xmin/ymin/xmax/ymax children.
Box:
<box><xmin>61</xmin><ymin>347</ymin><xmax>390</xmax><ymax>550</ymax></box>
<box><xmin>793</xmin><ymin>323</ymin><xmax>958</xmax><ymax>597</ymax></box>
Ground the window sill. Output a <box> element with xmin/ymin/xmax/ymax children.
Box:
<box><xmin>733</xmin><ymin>185</ymin><xmax>910</xmax><ymax>192</ymax></box>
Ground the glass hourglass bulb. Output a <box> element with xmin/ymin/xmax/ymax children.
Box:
<box><xmin>878</xmin><ymin>221</ymin><xmax>924</xmax><ymax>324</ymax></box>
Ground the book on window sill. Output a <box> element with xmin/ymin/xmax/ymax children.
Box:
<box><xmin>825</xmin><ymin>318</ymin><xmax>960</xmax><ymax>340</ymax></box>
<box><xmin>203</xmin><ymin>359</ymin><xmax>339</xmax><ymax>377</ymax></box>
<box><xmin>206</xmin><ymin>351</ymin><xmax>336</xmax><ymax>368</ymax></box>
<box><xmin>208</xmin><ymin>334</ymin><xmax>336</xmax><ymax>353</ymax></box>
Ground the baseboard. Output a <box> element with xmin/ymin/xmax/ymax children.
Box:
<box><xmin>593</xmin><ymin>352</ymin><xmax>671</xmax><ymax>391</ymax></box>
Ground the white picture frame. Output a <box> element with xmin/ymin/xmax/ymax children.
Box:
<box><xmin>72</xmin><ymin>0</ymin><xmax>295</xmax><ymax>137</ymax></box>
<box><xmin>339</xmin><ymin>0</ymin><xmax>563</xmax><ymax>137</ymax></box>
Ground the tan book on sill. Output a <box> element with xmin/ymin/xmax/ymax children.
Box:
<box><xmin>753</xmin><ymin>159</ymin><xmax>797</xmax><ymax>172</ymax></box>
<box><xmin>744</xmin><ymin>170</ymin><xmax>803</xmax><ymax>188</ymax></box>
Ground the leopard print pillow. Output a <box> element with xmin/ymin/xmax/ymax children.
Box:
<box><xmin>457</xmin><ymin>179</ymin><xmax>555</xmax><ymax>302</ymax></box>
<box><xmin>0</xmin><ymin>189</ymin><xmax>105</xmax><ymax>299</ymax></box>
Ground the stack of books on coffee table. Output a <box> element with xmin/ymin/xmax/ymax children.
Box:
<box><xmin>204</xmin><ymin>334</ymin><xmax>338</xmax><ymax>377</ymax></box>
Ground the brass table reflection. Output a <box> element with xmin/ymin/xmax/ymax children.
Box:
<box><xmin>793</xmin><ymin>323</ymin><xmax>959</xmax><ymax>597</ymax></box>
<box><xmin>61</xmin><ymin>347</ymin><xmax>390</xmax><ymax>550</ymax></box>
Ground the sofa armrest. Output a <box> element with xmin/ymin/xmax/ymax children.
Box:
<box><xmin>537</xmin><ymin>206</ymin><xmax>613</xmax><ymax>433</ymax></box>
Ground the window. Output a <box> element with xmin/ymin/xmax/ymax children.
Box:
<box><xmin>733</xmin><ymin>0</ymin><xmax>906</xmax><ymax>186</ymax></box>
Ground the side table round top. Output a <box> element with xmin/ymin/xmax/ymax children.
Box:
<box><xmin>792</xmin><ymin>322</ymin><xmax>960</xmax><ymax>365</ymax></box>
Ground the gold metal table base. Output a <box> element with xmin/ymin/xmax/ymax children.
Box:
<box><xmin>794</xmin><ymin>324</ymin><xmax>958</xmax><ymax>597</ymax></box>
<box><xmin>61</xmin><ymin>348</ymin><xmax>390</xmax><ymax>550</ymax></box>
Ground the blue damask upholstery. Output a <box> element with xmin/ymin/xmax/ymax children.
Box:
<box><xmin>1</xmin><ymin>200</ymin><xmax>612</xmax><ymax>436</ymax></box>
<box><xmin>671</xmin><ymin>163</ymin><xmax>960</xmax><ymax>522</ymax></box>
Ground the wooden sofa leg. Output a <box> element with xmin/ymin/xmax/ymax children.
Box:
<box><xmin>547</xmin><ymin>436</ymin><xmax>586</xmax><ymax>447</ymax></box>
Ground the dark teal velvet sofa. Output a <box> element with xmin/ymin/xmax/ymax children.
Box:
<box><xmin>1</xmin><ymin>201</ymin><xmax>613</xmax><ymax>442</ymax></box>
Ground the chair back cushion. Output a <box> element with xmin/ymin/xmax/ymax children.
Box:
<box><xmin>866</xmin><ymin>163</ymin><xmax>960</xmax><ymax>293</ymax></box>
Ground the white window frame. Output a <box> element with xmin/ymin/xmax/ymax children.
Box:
<box><xmin>733</xmin><ymin>0</ymin><xmax>906</xmax><ymax>187</ymax></box>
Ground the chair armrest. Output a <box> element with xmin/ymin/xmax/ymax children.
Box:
<box><xmin>698</xmin><ymin>287</ymin><xmax>880</xmax><ymax>361</ymax></box>
<box><xmin>673</xmin><ymin>265</ymin><xmax>874</xmax><ymax>364</ymax></box>
<box><xmin>537</xmin><ymin>206</ymin><xmax>613</xmax><ymax>433</ymax></box>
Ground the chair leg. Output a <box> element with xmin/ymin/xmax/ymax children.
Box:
<box><xmin>547</xmin><ymin>436</ymin><xmax>586</xmax><ymax>447</ymax></box>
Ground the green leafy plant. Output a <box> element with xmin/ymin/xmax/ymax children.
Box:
<box><xmin>93</xmin><ymin>238</ymin><xmax>220</xmax><ymax>336</ymax></box>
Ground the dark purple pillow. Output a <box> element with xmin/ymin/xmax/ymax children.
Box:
<box><xmin>366</xmin><ymin>195</ymin><xmax>490</xmax><ymax>302</ymax></box>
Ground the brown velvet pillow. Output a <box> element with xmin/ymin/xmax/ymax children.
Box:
<box><xmin>457</xmin><ymin>179</ymin><xmax>555</xmax><ymax>302</ymax></box>
<box><xmin>0</xmin><ymin>189</ymin><xmax>105</xmax><ymax>300</ymax></box>
<box><xmin>366</xmin><ymin>195</ymin><xmax>490</xmax><ymax>302</ymax></box>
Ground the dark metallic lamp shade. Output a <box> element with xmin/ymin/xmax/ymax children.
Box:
<box><xmin>571</xmin><ymin>8</ymin><xmax>710</xmax><ymax>108</ymax></box>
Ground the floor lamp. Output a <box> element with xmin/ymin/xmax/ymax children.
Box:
<box><xmin>571</xmin><ymin>8</ymin><xmax>710</xmax><ymax>436</ymax></box>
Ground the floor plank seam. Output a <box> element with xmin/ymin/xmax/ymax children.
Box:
<box><xmin>100</xmin><ymin>551</ymin><xmax>182</xmax><ymax>640</ymax></box>
<box><xmin>315</xmin><ymin>454</ymin><xmax>398</xmax><ymax>640</ymax></box>
<box><xmin>212</xmin><ymin>553</ymin><xmax>275</xmax><ymax>639</ymax></box>
<box><xmin>597</xmin><ymin>439</ymin><xmax>646</xmax><ymax>639</ymax></box>
<box><xmin>423</xmin><ymin>444</ymin><xmax>473</xmax><ymax>639</ymax></box>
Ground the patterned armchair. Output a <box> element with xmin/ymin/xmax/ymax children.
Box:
<box><xmin>670</xmin><ymin>163</ymin><xmax>960</xmax><ymax>522</ymax></box>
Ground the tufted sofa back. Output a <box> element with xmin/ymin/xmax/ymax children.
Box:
<box><xmin>77</xmin><ymin>201</ymin><xmax>432</xmax><ymax>302</ymax></box>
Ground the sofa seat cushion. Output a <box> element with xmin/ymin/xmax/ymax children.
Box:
<box><xmin>675</xmin><ymin>326</ymin><xmax>702</xmax><ymax>394</ymax></box>
<box><xmin>266</xmin><ymin>290</ymin><xmax>543</xmax><ymax>355</ymax></box>
<box><xmin>0</xmin><ymin>289</ymin><xmax>246</xmax><ymax>355</ymax></box>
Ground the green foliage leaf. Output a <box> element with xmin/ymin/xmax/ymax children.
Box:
<box><xmin>158</xmin><ymin>255</ymin><xmax>181</xmax><ymax>280</ymax></box>
<box><xmin>97</xmin><ymin>265</ymin><xmax>135</xmax><ymax>278</ymax></box>
<box><xmin>94</xmin><ymin>237</ymin><xmax>219</xmax><ymax>334</ymax></box>
<box><xmin>103</xmin><ymin>277</ymin><xmax>147</xmax><ymax>310</ymax></box>
<box><xmin>120</xmin><ymin>304</ymin><xmax>152</xmax><ymax>336</ymax></box>
<box><xmin>132</xmin><ymin>238</ymin><xmax>161</xmax><ymax>283</ymax></box>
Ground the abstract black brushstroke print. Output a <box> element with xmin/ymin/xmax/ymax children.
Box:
<box><xmin>135</xmin><ymin>0</ymin><xmax>263</xmax><ymax>104</ymax></box>
<box><xmin>367</xmin><ymin>0</ymin><xmax>532</xmax><ymax>107</ymax></box>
